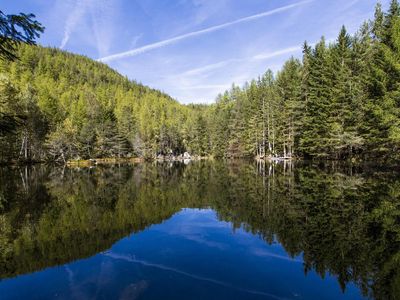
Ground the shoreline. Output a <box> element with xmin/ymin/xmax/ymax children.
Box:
<box><xmin>66</xmin><ymin>156</ymin><xmax>210</xmax><ymax>166</ymax></box>
<box><xmin>0</xmin><ymin>156</ymin><xmax>398</xmax><ymax>168</ymax></box>
<box><xmin>66</xmin><ymin>157</ymin><xmax>145</xmax><ymax>166</ymax></box>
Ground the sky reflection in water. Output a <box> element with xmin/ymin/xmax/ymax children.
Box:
<box><xmin>0</xmin><ymin>207</ymin><xmax>364</xmax><ymax>300</ymax></box>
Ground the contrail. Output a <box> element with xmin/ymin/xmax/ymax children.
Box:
<box><xmin>60</xmin><ymin>0</ymin><xmax>89</xmax><ymax>49</ymax></box>
<box><xmin>98</xmin><ymin>0</ymin><xmax>314</xmax><ymax>63</ymax></box>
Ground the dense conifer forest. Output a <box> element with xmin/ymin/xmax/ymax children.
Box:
<box><xmin>1</xmin><ymin>1</ymin><xmax>400</xmax><ymax>163</ymax></box>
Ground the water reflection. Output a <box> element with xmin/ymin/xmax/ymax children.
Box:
<box><xmin>0</xmin><ymin>161</ymin><xmax>399</xmax><ymax>299</ymax></box>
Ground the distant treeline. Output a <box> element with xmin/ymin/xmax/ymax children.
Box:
<box><xmin>0</xmin><ymin>1</ymin><xmax>400</xmax><ymax>163</ymax></box>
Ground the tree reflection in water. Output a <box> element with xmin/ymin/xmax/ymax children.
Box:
<box><xmin>0</xmin><ymin>161</ymin><xmax>399</xmax><ymax>299</ymax></box>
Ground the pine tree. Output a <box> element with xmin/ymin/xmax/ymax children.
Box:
<box><xmin>276</xmin><ymin>58</ymin><xmax>302</xmax><ymax>157</ymax></box>
<box><xmin>300</xmin><ymin>38</ymin><xmax>334</xmax><ymax>157</ymax></box>
<box><xmin>365</xmin><ymin>0</ymin><xmax>400</xmax><ymax>157</ymax></box>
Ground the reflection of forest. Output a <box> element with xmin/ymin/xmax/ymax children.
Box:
<box><xmin>0</xmin><ymin>161</ymin><xmax>399</xmax><ymax>299</ymax></box>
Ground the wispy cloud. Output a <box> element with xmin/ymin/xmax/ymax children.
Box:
<box><xmin>60</xmin><ymin>0</ymin><xmax>116</xmax><ymax>56</ymax></box>
<box><xmin>180</xmin><ymin>44</ymin><xmax>303</xmax><ymax>78</ymax></box>
<box><xmin>98</xmin><ymin>0</ymin><xmax>314</xmax><ymax>62</ymax></box>
<box><xmin>167</xmin><ymin>37</ymin><xmax>336</xmax><ymax>103</ymax></box>
<box><xmin>60</xmin><ymin>0</ymin><xmax>90</xmax><ymax>49</ymax></box>
<box><xmin>191</xmin><ymin>0</ymin><xmax>230</xmax><ymax>25</ymax></box>
<box><xmin>182</xmin><ymin>60</ymin><xmax>237</xmax><ymax>76</ymax></box>
<box><xmin>252</xmin><ymin>46</ymin><xmax>302</xmax><ymax>61</ymax></box>
<box><xmin>130</xmin><ymin>33</ymin><xmax>144</xmax><ymax>48</ymax></box>
<box><xmin>89</xmin><ymin>0</ymin><xmax>116</xmax><ymax>57</ymax></box>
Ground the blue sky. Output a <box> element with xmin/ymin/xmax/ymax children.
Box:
<box><xmin>3</xmin><ymin>0</ymin><xmax>390</xmax><ymax>103</ymax></box>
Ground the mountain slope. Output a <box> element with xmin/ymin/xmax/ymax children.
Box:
<box><xmin>0</xmin><ymin>44</ymin><xmax>198</xmax><ymax>162</ymax></box>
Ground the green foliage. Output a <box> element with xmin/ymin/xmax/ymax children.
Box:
<box><xmin>0</xmin><ymin>10</ymin><xmax>44</xmax><ymax>61</ymax></box>
<box><xmin>0</xmin><ymin>45</ymin><xmax>200</xmax><ymax>162</ymax></box>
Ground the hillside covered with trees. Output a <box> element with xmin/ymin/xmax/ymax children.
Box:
<box><xmin>1</xmin><ymin>1</ymin><xmax>400</xmax><ymax>163</ymax></box>
<box><xmin>0</xmin><ymin>45</ymin><xmax>206</xmax><ymax>162</ymax></box>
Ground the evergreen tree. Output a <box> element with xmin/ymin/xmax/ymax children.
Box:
<box><xmin>365</xmin><ymin>0</ymin><xmax>400</xmax><ymax>157</ymax></box>
<box><xmin>276</xmin><ymin>58</ymin><xmax>302</xmax><ymax>157</ymax></box>
<box><xmin>300</xmin><ymin>38</ymin><xmax>334</xmax><ymax>158</ymax></box>
<box><xmin>0</xmin><ymin>10</ymin><xmax>44</xmax><ymax>61</ymax></box>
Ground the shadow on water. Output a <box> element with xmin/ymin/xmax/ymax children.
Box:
<box><xmin>0</xmin><ymin>160</ymin><xmax>399</xmax><ymax>299</ymax></box>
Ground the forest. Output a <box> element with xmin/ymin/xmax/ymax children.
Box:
<box><xmin>1</xmin><ymin>1</ymin><xmax>400</xmax><ymax>163</ymax></box>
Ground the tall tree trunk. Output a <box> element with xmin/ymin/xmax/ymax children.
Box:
<box><xmin>262</xmin><ymin>96</ymin><xmax>266</xmax><ymax>157</ymax></box>
<box><xmin>267</xmin><ymin>104</ymin><xmax>272</xmax><ymax>154</ymax></box>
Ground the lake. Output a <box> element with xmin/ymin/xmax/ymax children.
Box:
<box><xmin>0</xmin><ymin>161</ymin><xmax>399</xmax><ymax>300</ymax></box>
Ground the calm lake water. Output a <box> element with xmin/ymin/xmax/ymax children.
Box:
<box><xmin>0</xmin><ymin>161</ymin><xmax>399</xmax><ymax>300</ymax></box>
